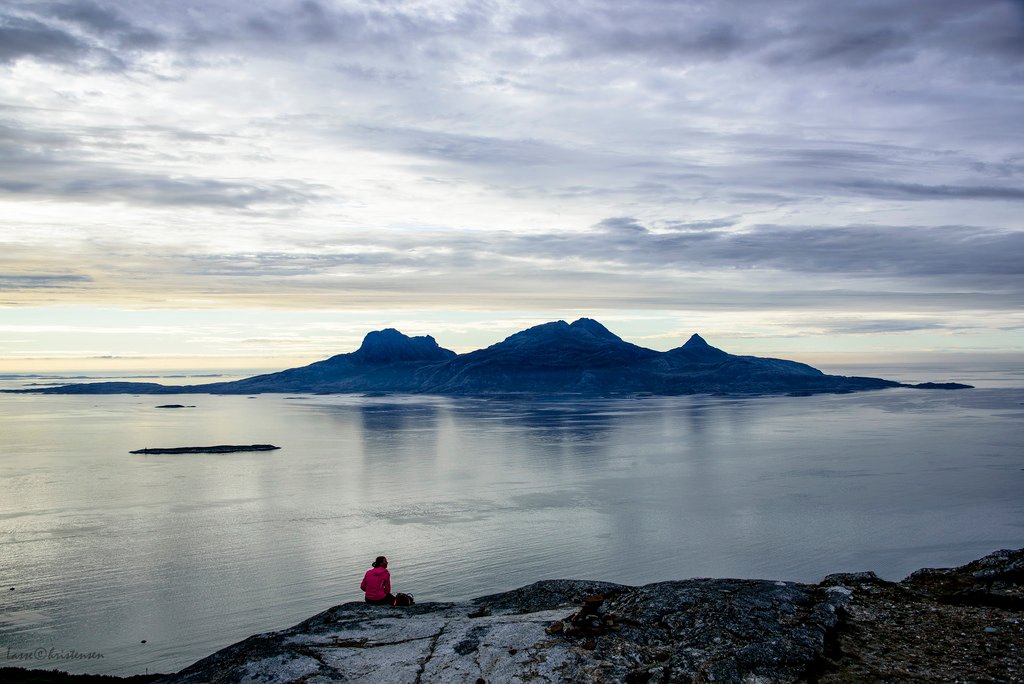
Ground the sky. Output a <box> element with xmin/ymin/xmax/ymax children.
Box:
<box><xmin>1</xmin><ymin>0</ymin><xmax>1022</xmax><ymax>372</ymax></box>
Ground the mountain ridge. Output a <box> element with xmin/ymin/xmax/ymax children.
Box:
<box><xmin>6</xmin><ymin>318</ymin><xmax>971</xmax><ymax>396</ymax></box>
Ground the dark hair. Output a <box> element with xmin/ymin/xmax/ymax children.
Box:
<box><xmin>372</xmin><ymin>556</ymin><xmax>387</xmax><ymax>568</ymax></box>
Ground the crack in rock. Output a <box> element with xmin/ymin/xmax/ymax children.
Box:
<box><xmin>414</xmin><ymin>621</ymin><xmax>448</xmax><ymax>684</ymax></box>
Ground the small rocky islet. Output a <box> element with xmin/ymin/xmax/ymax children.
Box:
<box><xmin>129</xmin><ymin>445</ymin><xmax>280</xmax><ymax>455</ymax></box>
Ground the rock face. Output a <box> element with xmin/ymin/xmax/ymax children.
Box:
<box><xmin>159</xmin><ymin>548</ymin><xmax>1023</xmax><ymax>683</ymax></box>
<box><xmin>162</xmin><ymin>578</ymin><xmax>848</xmax><ymax>684</ymax></box>
<box><xmin>817</xmin><ymin>549</ymin><xmax>1024</xmax><ymax>681</ymax></box>
<box><xmin>13</xmin><ymin>318</ymin><xmax>970</xmax><ymax>396</ymax></box>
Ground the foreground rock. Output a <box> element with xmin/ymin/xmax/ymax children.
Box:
<box><xmin>818</xmin><ymin>549</ymin><xmax>1024</xmax><ymax>681</ymax></box>
<box><xmin>164</xmin><ymin>579</ymin><xmax>845</xmax><ymax>684</ymax></box>
<box><xmin>158</xmin><ymin>549</ymin><xmax>1023</xmax><ymax>683</ymax></box>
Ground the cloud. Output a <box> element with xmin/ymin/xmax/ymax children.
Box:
<box><xmin>595</xmin><ymin>217</ymin><xmax>648</xmax><ymax>234</ymax></box>
<box><xmin>525</xmin><ymin>221</ymin><xmax>1024</xmax><ymax>280</ymax></box>
<box><xmin>0</xmin><ymin>15</ymin><xmax>90</xmax><ymax>65</ymax></box>
<box><xmin>0</xmin><ymin>167</ymin><xmax>325</xmax><ymax>209</ymax></box>
<box><xmin>48</xmin><ymin>0</ymin><xmax>164</xmax><ymax>49</ymax></box>
<box><xmin>504</xmin><ymin>0</ymin><xmax>1023</xmax><ymax>72</ymax></box>
<box><xmin>820</xmin><ymin>319</ymin><xmax>957</xmax><ymax>335</ymax></box>
<box><xmin>0</xmin><ymin>119</ymin><xmax>327</xmax><ymax>209</ymax></box>
<box><xmin>835</xmin><ymin>180</ymin><xmax>1024</xmax><ymax>202</ymax></box>
<box><xmin>350</xmin><ymin>124</ymin><xmax>589</xmax><ymax>169</ymax></box>
<box><xmin>0</xmin><ymin>1</ymin><xmax>168</xmax><ymax>70</ymax></box>
<box><xmin>0</xmin><ymin>274</ymin><xmax>92</xmax><ymax>289</ymax></box>
<box><xmin>0</xmin><ymin>0</ymin><xmax>1021</xmax><ymax>357</ymax></box>
<box><xmin>4</xmin><ymin>218</ymin><xmax>1019</xmax><ymax>316</ymax></box>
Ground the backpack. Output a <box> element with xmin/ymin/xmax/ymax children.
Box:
<box><xmin>392</xmin><ymin>592</ymin><xmax>414</xmax><ymax>607</ymax></box>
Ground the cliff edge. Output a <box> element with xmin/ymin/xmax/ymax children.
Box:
<box><xmin>157</xmin><ymin>548</ymin><xmax>1021</xmax><ymax>683</ymax></box>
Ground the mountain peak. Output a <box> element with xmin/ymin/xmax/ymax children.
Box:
<box><xmin>683</xmin><ymin>333</ymin><xmax>711</xmax><ymax>348</ymax></box>
<box><xmin>569</xmin><ymin>318</ymin><xmax>624</xmax><ymax>341</ymax></box>
<box><xmin>356</xmin><ymin>329</ymin><xmax>455</xmax><ymax>364</ymax></box>
<box><xmin>668</xmin><ymin>333</ymin><xmax>731</xmax><ymax>363</ymax></box>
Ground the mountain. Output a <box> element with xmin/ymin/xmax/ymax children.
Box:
<box><xmin>8</xmin><ymin>318</ymin><xmax>970</xmax><ymax>396</ymax></box>
<box><xmin>194</xmin><ymin>329</ymin><xmax>456</xmax><ymax>394</ymax></box>
<box><xmin>423</xmin><ymin>318</ymin><xmax>661</xmax><ymax>393</ymax></box>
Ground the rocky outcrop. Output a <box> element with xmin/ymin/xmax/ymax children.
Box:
<box><xmin>162</xmin><ymin>579</ymin><xmax>848</xmax><ymax>684</ymax></box>
<box><xmin>817</xmin><ymin>549</ymin><xmax>1024</xmax><ymax>681</ymax></box>
<box><xmin>129</xmin><ymin>445</ymin><xmax>280</xmax><ymax>454</ymax></box>
<box><xmin>156</xmin><ymin>549</ymin><xmax>1024</xmax><ymax>683</ymax></box>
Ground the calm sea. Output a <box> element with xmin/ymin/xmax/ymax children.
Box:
<box><xmin>1</xmin><ymin>363</ymin><xmax>1022</xmax><ymax>675</ymax></box>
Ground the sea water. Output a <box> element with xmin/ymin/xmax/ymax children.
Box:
<box><xmin>0</xmin><ymin>366</ymin><xmax>1022</xmax><ymax>675</ymax></box>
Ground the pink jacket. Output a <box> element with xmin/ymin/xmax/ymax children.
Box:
<box><xmin>360</xmin><ymin>566</ymin><xmax>391</xmax><ymax>600</ymax></box>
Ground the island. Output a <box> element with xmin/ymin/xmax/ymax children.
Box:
<box><xmin>4</xmin><ymin>318</ymin><xmax>972</xmax><ymax>397</ymax></box>
<box><xmin>129</xmin><ymin>445</ymin><xmax>281</xmax><ymax>455</ymax></box>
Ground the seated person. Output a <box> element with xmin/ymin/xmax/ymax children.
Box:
<box><xmin>360</xmin><ymin>556</ymin><xmax>395</xmax><ymax>605</ymax></box>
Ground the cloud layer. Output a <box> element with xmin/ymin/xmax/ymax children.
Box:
<box><xmin>1</xmin><ymin>0</ymin><xmax>1022</xmax><ymax>360</ymax></box>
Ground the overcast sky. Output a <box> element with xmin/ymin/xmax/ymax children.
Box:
<box><xmin>1</xmin><ymin>0</ymin><xmax>1022</xmax><ymax>371</ymax></box>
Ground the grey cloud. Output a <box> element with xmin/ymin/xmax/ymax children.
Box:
<box><xmin>49</xmin><ymin>0</ymin><xmax>134</xmax><ymax>33</ymax></box>
<box><xmin>48</xmin><ymin>0</ymin><xmax>164</xmax><ymax>48</ymax></box>
<box><xmin>766</xmin><ymin>28</ymin><xmax>914</xmax><ymax>68</ymax></box>
<box><xmin>60</xmin><ymin>177</ymin><xmax>321</xmax><ymax>208</ymax></box>
<box><xmin>0</xmin><ymin>161</ymin><xmax>324</xmax><ymax>210</ymax></box>
<box><xmin>353</xmin><ymin>125</ymin><xmax>581</xmax><ymax>168</ymax></box>
<box><xmin>278</xmin><ymin>219</ymin><xmax>1024</xmax><ymax>287</ymax></box>
<box><xmin>820</xmin><ymin>319</ymin><xmax>957</xmax><ymax>335</ymax></box>
<box><xmin>971</xmin><ymin>158</ymin><xmax>1024</xmax><ymax>178</ymax></box>
<box><xmin>223</xmin><ymin>0</ymin><xmax>493</xmax><ymax>56</ymax></box>
<box><xmin>836</xmin><ymin>180</ymin><xmax>1024</xmax><ymax>202</ymax></box>
<box><xmin>180</xmin><ymin>250</ymin><xmax>424</xmax><ymax>278</ymax></box>
<box><xmin>494</xmin><ymin>221</ymin><xmax>1024</xmax><ymax>284</ymax></box>
<box><xmin>0</xmin><ymin>15</ymin><xmax>89</xmax><ymax>65</ymax></box>
<box><xmin>509</xmin><ymin>4</ymin><xmax>749</xmax><ymax>63</ymax></box>
<box><xmin>0</xmin><ymin>119</ymin><xmax>325</xmax><ymax>209</ymax></box>
<box><xmin>582</xmin><ymin>22</ymin><xmax>745</xmax><ymax>60</ymax></box>
<box><xmin>807</xmin><ymin>28</ymin><xmax>912</xmax><ymax>67</ymax></box>
<box><xmin>296</xmin><ymin>0</ymin><xmax>338</xmax><ymax>42</ymax></box>
<box><xmin>7</xmin><ymin>0</ymin><xmax>1022</xmax><ymax>78</ymax></box>
<box><xmin>662</xmin><ymin>219</ymin><xmax>738</xmax><ymax>232</ymax></box>
<box><xmin>508</xmin><ymin>0</ymin><xmax>1022</xmax><ymax>72</ymax></box>
<box><xmin>595</xmin><ymin>217</ymin><xmax>647</xmax><ymax>234</ymax></box>
<box><xmin>768</xmin><ymin>1</ymin><xmax>1024</xmax><ymax>69</ymax></box>
<box><xmin>0</xmin><ymin>274</ymin><xmax>92</xmax><ymax>289</ymax></box>
<box><xmin>766</xmin><ymin>147</ymin><xmax>896</xmax><ymax>169</ymax></box>
<box><xmin>9</xmin><ymin>233</ymin><xmax>1020</xmax><ymax>314</ymax></box>
<box><xmin>0</xmin><ymin>2</ymin><xmax>166</xmax><ymax>70</ymax></box>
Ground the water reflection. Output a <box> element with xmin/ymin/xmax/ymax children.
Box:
<box><xmin>1</xmin><ymin>388</ymin><xmax>1022</xmax><ymax>677</ymax></box>
<box><xmin>358</xmin><ymin>402</ymin><xmax>441</xmax><ymax>464</ymax></box>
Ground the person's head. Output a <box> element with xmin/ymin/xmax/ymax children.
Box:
<box><xmin>372</xmin><ymin>556</ymin><xmax>388</xmax><ymax>569</ymax></box>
